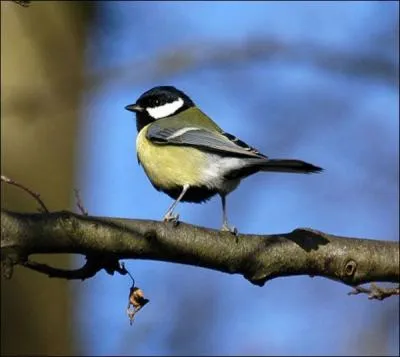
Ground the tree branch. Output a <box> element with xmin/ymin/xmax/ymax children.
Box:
<box><xmin>348</xmin><ymin>283</ymin><xmax>400</xmax><ymax>301</ymax></box>
<box><xmin>86</xmin><ymin>39</ymin><xmax>398</xmax><ymax>91</ymax></box>
<box><xmin>1</xmin><ymin>210</ymin><xmax>398</xmax><ymax>290</ymax></box>
<box><xmin>22</xmin><ymin>254</ymin><xmax>126</xmax><ymax>280</ymax></box>
<box><xmin>1</xmin><ymin>175</ymin><xmax>49</xmax><ymax>213</ymax></box>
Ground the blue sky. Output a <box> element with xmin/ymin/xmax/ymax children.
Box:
<box><xmin>73</xmin><ymin>2</ymin><xmax>399</xmax><ymax>355</ymax></box>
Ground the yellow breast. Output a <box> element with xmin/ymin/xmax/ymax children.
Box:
<box><xmin>136</xmin><ymin>125</ymin><xmax>207</xmax><ymax>190</ymax></box>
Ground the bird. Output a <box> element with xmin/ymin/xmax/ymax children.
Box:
<box><xmin>125</xmin><ymin>86</ymin><xmax>323</xmax><ymax>234</ymax></box>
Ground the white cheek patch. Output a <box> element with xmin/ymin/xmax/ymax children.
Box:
<box><xmin>146</xmin><ymin>97</ymin><xmax>184</xmax><ymax>119</ymax></box>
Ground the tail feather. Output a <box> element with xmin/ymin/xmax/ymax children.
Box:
<box><xmin>224</xmin><ymin>158</ymin><xmax>323</xmax><ymax>180</ymax></box>
<box><xmin>260</xmin><ymin>159</ymin><xmax>323</xmax><ymax>174</ymax></box>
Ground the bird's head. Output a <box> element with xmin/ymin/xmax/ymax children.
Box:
<box><xmin>125</xmin><ymin>86</ymin><xmax>195</xmax><ymax>132</ymax></box>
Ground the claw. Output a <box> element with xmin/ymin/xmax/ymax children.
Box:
<box><xmin>163</xmin><ymin>211</ymin><xmax>180</xmax><ymax>226</ymax></box>
<box><xmin>221</xmin><ymin>223</ymin><xmax>238</xmax><ymax>235</ymax></box>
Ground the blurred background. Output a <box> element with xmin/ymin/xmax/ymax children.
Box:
<box><xmin>1</xmin><ymin>1</ymin><xmax>398</xmax><ymax>355</ymax></box>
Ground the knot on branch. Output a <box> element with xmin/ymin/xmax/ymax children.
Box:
<box><xmin>342</xmin><ymin>258</ymin><xmax>357</xmax><ymax>280</ymax></box>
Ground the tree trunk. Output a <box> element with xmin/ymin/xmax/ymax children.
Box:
<box><xmin>1</xmin><ymin>2</ymin><xmax>93</xmax><ymax>354</ymax></box>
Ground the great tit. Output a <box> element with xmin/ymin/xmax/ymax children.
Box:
<box><xmin>125</xmin><ymin>86</ymin><xmax>323</xmax><ymax>233</ymax></box>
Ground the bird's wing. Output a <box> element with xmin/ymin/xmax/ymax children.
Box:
<box><xmin>146</xmin><ymin>123</ymin><xmax>267</xmax><ymax>159</ymax></box>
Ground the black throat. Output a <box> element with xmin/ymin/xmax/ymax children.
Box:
<box><xmin>135</xmin><ymin>113</ymin><xmax>155</xmax><ymax>133</ymax></box>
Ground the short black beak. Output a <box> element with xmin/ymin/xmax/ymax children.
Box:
<box><xmin>125</xmin><ymin>104</ymin><xmax>144</xmax><ymax>113</ymax></box>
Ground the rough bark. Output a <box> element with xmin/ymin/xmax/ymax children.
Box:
<box><xmin>2</xmin><ymin>210</ymin><xmax>398</xmax><ymax>287</ymax></box>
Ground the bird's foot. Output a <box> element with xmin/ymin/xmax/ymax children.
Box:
<box><xmin>221</xmin><ymin>223</ymin><xmax>238</xmax><ymax>235</ymax></box>
<box><xmin>163</xmin><ymin>211</ymin><xmax>180</xmax><ymax>227</ymax></box>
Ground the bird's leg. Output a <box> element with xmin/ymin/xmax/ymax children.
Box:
<box><xmin>220</xmin><ymin>194</ymin><xmax>238</xmax><ymax>235</ymax></box>
<box><xmin>163</xmin><ymin>184</ymin><xmax>190</xmax><ymax>224</ymax></box>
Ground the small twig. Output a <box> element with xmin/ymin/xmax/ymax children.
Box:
<box><xmin>74</xmin><ymin>188</ymin><xmax>89</xmax><ymax>216</ymax></box>
<box><xmin>23</xmin><ymin>255</ymin><xmax>127</xmax><ymax>280</ymax></box>
<box><xmin>23</xmin><ymin>259</ymin><xmax>102</xmax><ymax>280</ymax></box>
<box><xmin>348</xmin><ymin>283</ymin><xmax>400</xmax><ymax>301</ymax></box>
<box><xmin>1</xmin><ymin>174</ymin><xmax>49</xmax><ymax>213</ymax></box>
<box><xmin>121</xmin><ymin>262</ymin><xmax>135</xmax><ymax>286</ymax></box>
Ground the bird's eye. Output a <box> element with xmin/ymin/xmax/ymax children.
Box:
<box><xmin>154</xmin><ymin>99</ymin><xmax>160</xmax><ymax>106</ymax></box>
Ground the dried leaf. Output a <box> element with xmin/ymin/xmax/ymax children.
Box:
<box><xmin>127</xmin><ymin>286</ymin><xmax>149</xmax><ymax>325</ymax></box>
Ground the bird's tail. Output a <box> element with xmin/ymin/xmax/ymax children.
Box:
<box><xmin>260</xmin><ymin>159</ymin><xmax>323</xmax><ymax>174</ymax></box>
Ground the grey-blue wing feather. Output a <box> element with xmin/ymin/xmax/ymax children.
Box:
<box><xmin>147</xmin><ymin>123</ymin><xmax>267</xmax><ymax>159</ymax></box>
